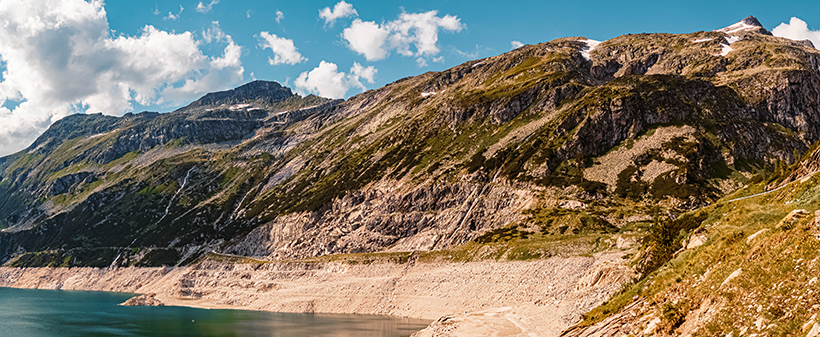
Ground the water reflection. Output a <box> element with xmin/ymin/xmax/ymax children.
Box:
<box><xmin>0</xmin><ymin>287</ymin><xmax>429</xmax><ymax>337</ymax></box>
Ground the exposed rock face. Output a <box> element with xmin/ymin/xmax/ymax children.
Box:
<box><xmin>183</xmin><ymin>80</ymin><xmax>294</xmax><ymax>109</ymax></box>
<box><xmin>717</xmin><ymin>16</ymin><xmax>772</xmax><ymax>35</ymax></box>
<box><xmin>778</xmin><ymin>144</ymin><xmax>820</xmax><ymax>187</ymax></box>
<box><xmin>46</xmin><ymin>172</ymin><xmax>96</xmax><ymax>197</ymax></box>
<box><xmin>227</xmin><ymin>180</ymin><xmax>536</xmax><ymax>259</ymax></box>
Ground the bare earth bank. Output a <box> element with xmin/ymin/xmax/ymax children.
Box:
<box><xmin>0</xmin><ymin>251</ymin><xmax>633</xmax><ymax>337</ymax></box>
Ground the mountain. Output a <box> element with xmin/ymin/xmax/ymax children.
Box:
<box><xmin>1</xmin><ymin>16</ymin><xmax>820</xmax><ymax>276</ymax></box>
<box><xmin>716</xmin><ymin>15</ymin><xmax>773</xmax><ymax>35</ymax></box>
<box><xmin>562</xmin><ymin>128</ymin><xmax>820</xmax><ymax>336</ymax></box>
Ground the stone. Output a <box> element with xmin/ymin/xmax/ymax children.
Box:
<box><xmin>686</xmin><ymin>231</ymin><xmax>707</xmax><ymax>249</ymax></box>
<box><xmin>121</xmin><ymin>293</ymin><xmax>165</xmax><ymax>307</ymax></box>
<box><xmin>777</xmin><ymin>209</ymin><xmax>809</xmax><ymax>230</ymax></box>
<box><xmin>559</xmin><ymin>200</ymin><xmax>588</xmax><ymax>210</ymax></box>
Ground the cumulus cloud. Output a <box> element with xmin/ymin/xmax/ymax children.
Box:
<box><xmin>0</xmin><ymin>0</ymin><xmax>244</xmax><ymax>156</ymax></box>
<box><xmin>319</xmin><ymin>1</ymin><xmax>358</xmax><ymax>26</ymax></box>
<box><xmin>511</xmin><ymin>40</ymin><xmax>524</xmax><ymax>49</ymax></box>
<box><xmin>342</xmin><ymin>19</ymin><xmax>390</xmax><ymax>61</ymax></box>
<box><xmin>295</xmin><ymin>61</ymin><xmax>375</xmax><ymax>99</ymax></box>
<box><xmin>342</xmin><ymin>10</ymin><xmax>465</xmax><ymax>62</ymax></box>
<box><xmin>773</xmin><ymin>17</ymin><xmax>820</xmax><ymax>49</ymax></box>
<box><xmin>258</xmin><ymin>32</ymin><xmax>307</xmax><ymax>66</ymax></box>
<box><xmin>162</xmin><ymin>23</ymin><xmax>244</xmax><ymax>104</ymax></box>
<box><xmin>275</xmin><ymin>10</ymin><xmax>284</xmax><ymax>23</ymax></box>
<box><xmin>196</xmin><ymin>0</ymin><xmax>218</xmax><ymax>14</ymax></box>
<box><xmin>351</xmin><ymin>62</ymin><xmax>377</xmax><ymax>83</ymax></box>
<box><xmin>164</xmin><ymin>5</ymin><xmax>183</xmax><ymax>21</ymax></box>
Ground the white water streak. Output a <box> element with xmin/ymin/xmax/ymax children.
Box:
<box><xmin>156</xmin><ymin>166</ymin><xmax>196</xmax><ymax>226</ymax></box>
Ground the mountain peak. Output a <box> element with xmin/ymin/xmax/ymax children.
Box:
<box><xmin>716</xmin><ymin>15</ymin><xmax>772</xmax><ymax>35</ymax></box>
<box><xmin>183</xmin><ymin>80</ymin><xmax>295</xmax><ymax>110</ymax></box>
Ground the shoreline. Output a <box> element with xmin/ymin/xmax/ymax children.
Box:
<box><xmin>0</xmin><ymin>250</ymin><xmax>633</xmax><ymax>336</ymax></box>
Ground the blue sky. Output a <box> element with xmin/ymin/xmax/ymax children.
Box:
<box><xmin>1</xmin><ymin>0</ymin><xmax>820</xmax><ymax>155</ymax></box>
<box><xmin>106</xmin><ymin>0</ymin><xmax>820</xmax><ymax>101</ymax></box>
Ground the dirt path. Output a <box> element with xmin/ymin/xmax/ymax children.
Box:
<box><xmin>723</xmin><ymin>170</ymin><xmax>820</xmax><ymax>204</ymax></box>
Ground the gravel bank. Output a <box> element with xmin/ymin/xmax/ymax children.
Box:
<box><xmin>0</xmin><ymin>250</ymin><xmax>632</xmax><ymax>336</ymax></box>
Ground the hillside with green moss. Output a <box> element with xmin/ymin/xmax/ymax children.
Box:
<box><xmin>561</xmin><ymin>141</ymin><xmax>820</xmax><ymax>336</ymax></box>
<box><xmin>1</xmin><ymin>17</ymin><xmax>820</xmax><ymax>273</ymax></box>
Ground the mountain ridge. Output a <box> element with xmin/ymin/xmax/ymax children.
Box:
<box><xmin>1</xmin><ymin>15</ymin><xmax>819</xmax><ymax>269</ymax></box>
<box><xmin>4</xmin><ymin>15</ymin><xmax>820</xmax><ymax>336</ymax></box>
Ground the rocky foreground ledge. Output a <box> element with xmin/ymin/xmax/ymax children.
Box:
<box><xmin>121</xmin><ymin>293</ymin><xmax>165</xmax><ymax>306</ymax></box>
<box><xmin>0</xmin><ymin>251</ymin><xmax>633</xmax><ymax>336</ymax></box>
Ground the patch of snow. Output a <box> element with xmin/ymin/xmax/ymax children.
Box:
<box><xmin>692</xmin><ymin>38</ymin><xmax>713</xmax><ymax>43</ymax></box>
<box><xmin>471</xmin><ymin>61</ymin><xmax>484</xmax><ymax>68</ymax></box>
<box><xmin>578</xmin><ymin>38</ymin><xmax>601</xmax><ymax>60</ymax></box>
<box><xmin>718</xmin><ymin>22</ymin><xmax>758</xmax><ymax>34</ymax></box>
<box><xmin>719</xmin><ymin>44</ymin><xmax>734</xmax><ymax>56</ymax></box>
<box><xmin>229</xmin><ymin>103</ymin><xmax>253</xmax><ymax>111</ymax></box>
<box><xmin>421</xmin><ymin>91</ymin><xmax>437</xmax><ymax>97</ymax></box>
<box><xmin>715</xmin><ymin>36</ymin><xmax>740</xmax><ymax>56</ymax></box>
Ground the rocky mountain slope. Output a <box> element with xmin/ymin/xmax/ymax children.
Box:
<box><xmin>1</xmin><ymin>16</ymin><xmax>819</xmax><ymax>277</ymax></box>
<box><xmin>560</xmin><ymin>140</ymin><xmax>820</xmax><ymax>336</ymax></box>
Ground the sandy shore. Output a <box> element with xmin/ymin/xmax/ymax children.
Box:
<box><xmin>0</xmin><ymin>251</ymin><xmax>632</xmax><ymax>336</ymax></box>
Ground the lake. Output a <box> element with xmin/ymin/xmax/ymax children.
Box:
<box><xmin>0</xmin><ymin>287</ymin><xmax>430</xmax><ymax>337</ymax></box>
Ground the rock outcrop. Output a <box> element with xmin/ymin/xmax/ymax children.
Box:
<box><xmin>121</xmin><ymin>293</ymin><xmax>165</xmax><ymax>306</ymax></box>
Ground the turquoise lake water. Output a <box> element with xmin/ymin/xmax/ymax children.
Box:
<box><xmin>0</xmin><ymin>287</ymin><xmax>430</xmax><ymax>337</ymax></box>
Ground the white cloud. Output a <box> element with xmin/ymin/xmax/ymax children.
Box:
<box><xmin>153</xmin><ymin>4</ymin><xmax>160</xmax><ymax>16</ymax></box>
<box><xmin>202</xmin><ymin>21</ymin><xmax>226</xmax><ymax>43</ymax></box>
<box><xmin>351</xmin><ymin>62</ymin><xmax>377</xmax><ymax>83</ymax></box>
<box><xmin>275</xmin><ymin>10</ymin><xmax>284</xmax><ymax>24</ymax></box>
<box><xmin>319</xmin><ymin>1</ymin><xmax>358</xmax><ymax>26</ymax></box>
<box><xmin>511</xmin><ymin>40</ymin><xmax>524</xmax><ymax>49</ymax></box>
<box><xmin>162</xmin><ymin>22</ymin><xmax>244</xmax><ymax>104</ymax></box>
<box><xmin>164</xmin><ymin>5</ymin><xmax>183</xmax><ymax>21</ymax></box>
<box><xmin>258</xmin><ymin>32</ymin><xmax>306</xmax><ymax>66</ymax></box>
<box><xmin>196</xmin><ymin>0</ymin><xmax>218</xmax><ymax>14</ymax></box>
<box><xmin>342</xmin><ymin>10</ymin><xmax>465</xmax><ymax>62</ymax></box>
<box><xmin>416</xmin><ymin>58</ymin><xmax>427</xmax><ymax>67</ymax></box>
<box><xmin>773</xmin><ymin>17</ymin><xmax>820</xmax><ymax>49</ymax></box>
<box><xmin>342</xmin><ymin>19</ymin><xmax>390</xmax><ymax>61</ymax></box>
<box><xmin>0</xmin><ymin>0</ymin><xmax>244</xmax><ymax>156</ymax></box>
<box><xmin>295</xmin><ymin>61</ymin><xmax>375</xmax><ymax>99</ymax></box>
<box><xmin>453</xmin><ymin>44</ymin><xmax>491</xmax><ymax>59</ymax></box>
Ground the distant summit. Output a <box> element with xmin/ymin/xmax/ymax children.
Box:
<box><xmin>716</xmin><ymin>15</ymin><xmax>772</xmax><ymax>35</ymax></box>
<box><xmin>184</xmin><ymin>80</ymin><xmax>295</xmax><ymax>109</ymax></box>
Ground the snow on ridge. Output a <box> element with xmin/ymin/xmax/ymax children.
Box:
<box><xmin>715</xmin><ymin>36</ymin><xmax>742</xmax><ymax>56</ymax></box>
<box><xmin>421</xmin><ymin>88</ymin><xmax>447</xmax><ymax>97</ymax></box>
<box><xmin>229</xmin><ymin>103</ymin><xmax>253</xmax><ymax>111</ymax></box>
<box><xmin>692</xmin><ymin>38</ymin><xmax>713</xmax><ymax>43</ymax></box>
<box><xmin>578</xmin><ymin>38</ymin><xmax>601</xmax><ymax>60</ymax></box>
<box><xmin>717</xmin><ymin>21</ymin><xmax>758</xmax><ymax>34</ymax></box>
<box><xmin>719</xmin><ymin>44</ymin><xmax>734</xmax><ymax>56</ymax></box>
